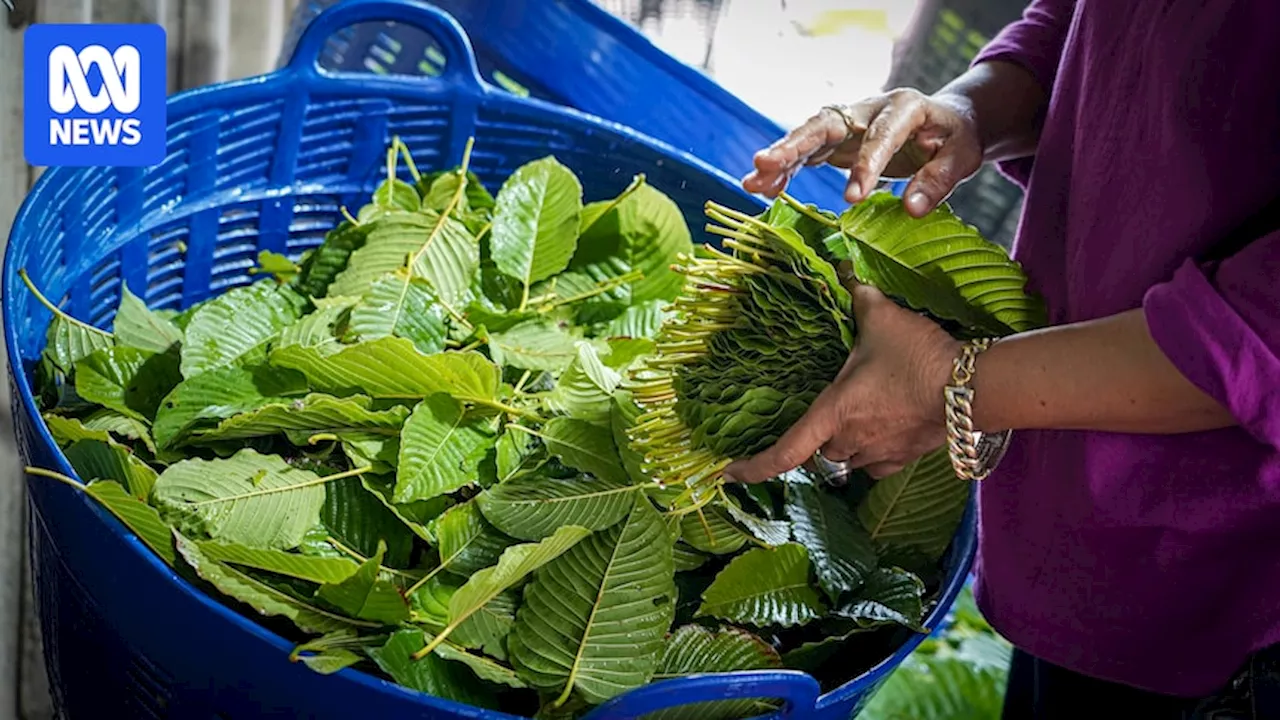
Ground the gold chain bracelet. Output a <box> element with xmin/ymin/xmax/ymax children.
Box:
<box><xmin>944</xmin><ymin>338</ymin><xmax>1012</xmax><ymax>481</ymax></box>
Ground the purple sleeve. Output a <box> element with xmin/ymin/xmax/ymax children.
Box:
<box><xmin>1143</xmin><ymin>233</ymin><xmax>1280</xmax><ymax>449</ymax></box>
<box><xmin>969</xmin><ymin>0</ymin><xmax>1076</xmax><ymax>186</ymax></box>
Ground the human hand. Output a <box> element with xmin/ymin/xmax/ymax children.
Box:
<box><xmin>741</xmin><ymin>89</ymin><xmax>984</xmax><ymax>217</ymax></box>
<box><xmin>722</xmin><ymin>265</ymin><xmax>962</xmax><ymax>484</ymax></box>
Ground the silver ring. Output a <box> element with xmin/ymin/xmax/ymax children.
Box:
<box><xmin>812</xmin><ymin>450</ymin><xmax>853</xmax><ymax>485</ymax></box>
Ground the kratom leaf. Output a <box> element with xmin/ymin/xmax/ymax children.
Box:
<box><xmin>654</xmin><ymin>625</ymin><xmax>782</xmax><ymax>677</ymax></box>
<box><xmin>321</xmin><ymin>475</ymin><xmax>416</xmax><ymax>568</ymax></box>
<box><xmin>671</xmin><ymin>543</ymin><xmax>707</xmax><ymax>572</ymax></box>
<box><xmin>83</xmin><ymin>480</ymin><xmax>176</xmax><ymax>565</ymax></box>
<box><xmin>289</xmin><ymin>630</ymin><xmax>371</xmax><ymax>675</ymax></box>
<box><xmin>359</xmin><ymin>474</ymin><xmax>450</xmax><ymax>545</ymax></box>
<box><xmin>175</xmin><ymin>533</ymin><xmax>376</xmax><ymax>634</ymax></box>
<box><xmin>678</xmin><ymin>506</ymin><xmax>750</xmax><ymax>555</ymax></box>
<box><xmin>151</xmin><ymin>449</ymin><xmax>328</xmax><ymax>550</ymax></box>
<box><xmin>20</xmin><ymin>270</ymin><xmax>114</xmax><ymax>374</ymax></box>
<box><xmin>198</xmin><ymin>540</ymin><xmax>360</xmax><ymax>585</ymax></box>
<box><xmin>190</xmin><ymin>394</ymin><xmax>407</xmax><ymax>443</ymax></box>
<box><xmin>697</xmin><ymin>544</ymin><xmax>826</xmax><ymax>628</ymax></box>
<box><xmin>858</xmin><ymin>646</ymin><xmax>1008</xmax><ymax>720</ymax></box>
<box><xmin>425</xmin><ymin>525</ymin><xmax>592</xmax><ymax>655</ymax></box>
<box><xmin>346</xmin><ymin>272</ymin><xmax>449</xmax><ymax>354</ymax></box>
<box><xmin>317</xmin><ymin>541</ymin><xmax>410</xmax><ymax>624</ymax></box>
<box><xmin>64</xmin><ymin>438</ymin><xmax>158</xmax><ymax>499</ymax></box>
<box><xmin>833</xmin><ymin>567</ymin><xmax>927</xmax><ymax>633</ymax></box>
<box><xmin>409</xmin><ymin>574</ymin><xmax>459</xmax><ymax>627</ymax></box>
<box><xmin>547</xmin><ymin>343</ymin><xmax>621</xmax><ymax>424</ymax></box>
<box><xmin>431</xmin><ymin>500</ymin><xmax>517</xmax><ymax>577</ymax></box>
<box><xmin>43</xmin><ymin>414</ymin><xmax>112</xmax><ymax>446</ymax></box>
<box><xmin>372</xmin><ymin>178</ymin><xmax>420</xmax><ymax>212</ymax></box>
<box><xmin>566</xmin><ymin>180</ymin><xmax>693</xmax><ymax>308</ymax></box>
<box><xmin>451</xmin><ymin>589</ymin><xmax>518</xmax><ymax>660</ymax></box>
<box><xmin>271</xmin><ymin>338</ymin><xmax>500</xmax><ymax>402</ymax></box>
<box><xmin>395</xmin><ymin>394</ymin><xmax>495</xmax><ymax>504</ymax></box>
<box><xmin>369</xmin><ymin>629</ymin><xmax>496</xmax><ymax>708</ymax></box>
<box><xmin>494</xmin><ymin>427</ymin><xmax>538</xmax><ymax>482</ymax></box>
<box><xmin>75</xmin><ymin>346</ymin><xmax>182</xmax><ymax>422</ymax></box>
<box><xmin>181</xmin><ymin>281</ymin><xmax>307</xmax><ymax>377</ymax></box>
<box><xmin>427</xmin><ymin>632</ymin><xmax>528</xmax><ymax>689</ymax></box>
<box><xmin>540</xmin><ymin>417</ymin><xmax>630</xmax><ymax>484</ymax></box>
<box><xmin>79</xmin><ymin>410</ymin><xmax>156</xmax><ymax>453</ymax></box>
<box><xmin>834</xmin><ymin>191</ymin><xmax>1047</xmax><ymax>336</ymax></box>
<box><xmin>486</xmin><ymin>319</ymin><xmax>581</xmax><ymax>373</ymax></box>
<box><xmin>785</xmin><ymin>481</ymin><xmax>876</xmax><ymax>600</ymax></box>
<box><xmin>276</xmin><ymin>302</ymin><xmax>351</xmax><ymax>356</ymax></box>
<box><xmin>477</xmin><ymin>472</ymin><xmax>639</xmax><ymax>541</ymax></box>
<box><xmin>329</xmin><ymin>210</ymin><xmax>477</xmax><ymax>310</ymax></box>
<box><xmin>153</xmin><ymin>364</ymin><xmax>310</xmax><ymax>449</ymax></box>
<box><xmin>250</xmin><ymin>250</ymin><xmax>301</xmax><ymax>284</ymax></box>
<box><xmin>602</xmin><ymin>300</ymin><xmax>670</xmax><ymax>340</ymax></box>
<box><xmin>723</xmin><ymin>498</ymin><xmax>791</xmax><ymax>547</ymax></box>
<box><xmin>856</xmin><ymin>449</ymin><xmax>969</xmax><ymax>560</ymax></box>
<box><xmin>113</xmin><ymin>283</ymin><xmax>183</xmax><ymax>353</ymax></box>
<box><xmin>509</xmin><ymin>497</ymin><xmax>675</xmax><ymax>704</ymax></box>
<box><xmin>490</xmin><ymin>156</ymin><xmax>583</xmax><ymax>299</ymax></box>
<box><xmin>610</xmin><ymin>391</ymin><xmax>652</xmax><ymax>485</ymax></box>
<box><xmin>295</xmin><ymin>221</ymin><xmax>368</xmax><ymax>298</ymax></box>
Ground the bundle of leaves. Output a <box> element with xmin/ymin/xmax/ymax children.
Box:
<box><xmin>22</xmin><ymin>136</ymin><xmax>1038</xmax><ymax>719</ymax></box>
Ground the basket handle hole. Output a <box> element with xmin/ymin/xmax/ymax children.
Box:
<box><xmin>313</xmin><ymin>21</ymin><xmax>449</xmax><ymax>81</ymax></box>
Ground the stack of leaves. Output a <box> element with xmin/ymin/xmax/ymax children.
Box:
<box><xmin>23</xmin><ymin>137</ymin><xmax>1039</xmax><ymax>719</ymax></box>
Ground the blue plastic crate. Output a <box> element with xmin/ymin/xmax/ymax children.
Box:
<box><xmin>279</xmin><ymin>0</ymin><xmax>860</xmax><ymax>213</ymax></box>
<box><xmin>4</xmin><ymin>2</ymin><xmax>975</xmax><ymax>718</ymax></box>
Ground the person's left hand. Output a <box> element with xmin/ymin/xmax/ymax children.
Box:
<box><xmin>722</xmin><ymin>266</ymin><xmax>962</xmax><ymax>484</ymax></box>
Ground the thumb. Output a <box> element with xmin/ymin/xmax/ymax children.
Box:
<box><xmin>723</xmin><ymin>392</ymin><xmax>840</xmax><ymax>484</ymax></box>
<box><xmin>836</xmin><ymin>260</ymin><xmax>889</xmax><ymax>323</ymax></box>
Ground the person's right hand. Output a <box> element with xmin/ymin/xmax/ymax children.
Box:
<box><xmin>741</xmin><ymin>89</ymin><xmax>984</xmax><ymax>217</ymax></box>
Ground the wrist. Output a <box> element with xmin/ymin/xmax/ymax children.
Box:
<box><xmin>943</xmin><ymin>338</ymin><xmax>1012</xmax><ymax>481</ymax></box>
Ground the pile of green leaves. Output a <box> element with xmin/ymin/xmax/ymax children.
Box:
<box><xmin>23</xmin><ymin>138</ymin><xmax>1036</xmax><ymax>719</ymax></box>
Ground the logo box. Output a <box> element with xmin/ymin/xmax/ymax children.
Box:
<box><xmin>24</xmin><ymin>24</ymin><xmax>167</xmax><ymax>167</ymax></box>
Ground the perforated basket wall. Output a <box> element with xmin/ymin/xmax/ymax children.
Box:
<box><xmin>4</xmin><ymin>2</ymin><xmax>976</xmax><ymax>718</ymax></box>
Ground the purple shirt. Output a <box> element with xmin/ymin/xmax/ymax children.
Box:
<box><xmin>970</xmin><ymin>0</ymin><xmax>1280</xmax><ymax>696</ymax></box>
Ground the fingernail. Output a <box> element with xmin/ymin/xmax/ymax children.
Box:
<box><xmin>907</xmin><ymin>192</ymin><xmax>930</xmax><ymax>212</ymax></box>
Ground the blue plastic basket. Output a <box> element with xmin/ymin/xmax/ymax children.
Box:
<box><xmin>278</xmin><ymin>0</ymin><xmax>858</xmax><ymax>213</ymax></box>
<box><xmin>3</xmin><ymin>2</ymin><xmax>975</xmax><ymax>718</ymax></box>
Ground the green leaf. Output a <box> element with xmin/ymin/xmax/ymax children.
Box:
<box><xmin>175</xmin><ymin>533</ymin><xmax>377</xmax><ymax>634</ymax></box>
<box><xmin>833</xmin><ymin>567</ymin><xmax>927</xmax><ymax>632</ymax></box>
<box><xmin>428</xmin><ymin>525</ymin><xmax>592</xmax><ymax>654</ymax></box>
<box><xmin>490</xmin><ymin>156</ymin><xmax>583</xmax><ymax>299</ymax></box>
<box><xmin>602</xmin><ymin>300</ymin><xmax>670</xmax><ymax>340</ymax></box>
<box><xmin>785</xmin><ymin>481</ymin><xmax>876</xmax><ymax>600</ymax></box>
<box><xmin>290</xmin><ymin>630</ymin><xmax>371</xmax><ymax>675</ymax></box>
<box><xmin>834</xmin><ymin>191</ymin><xmax>1047</xmax><ymax>336</ymax></box>
<box><xmin>678</xmin><ymin>506</ymin><xmax>750</xmax><ymax>555</ymax></box>
<box><xmin>368</xmin><ymin>629</ymin><xmax>496</xmax><ymax>708</ymax></box>
<box><xmin>43</xmin><ymin>414</ymin><xmax>112</xmax><ymax>446</ymax></box>
<box><xmin>409</xmin><ymin>574</ymin><xmax>459</xmax><ymax>627</ymax></box>
<box><xmin>655</xmin><ymin>625</ymin><xmax>782</xmax><ymax>677</ymax></box>
<box><xmin>276</xmin><ymin>302</ymin><xmax>352</xmax><ymax>357</ymax></box>
<box><xmin>611</xmin><ymin>391</ymin><xmax>652</xmax><ymax>485</ymax></box>
<box><xmin>75</xmin><ymin>346</ymin><xmax>182</xmax><ymax>422</ymax></box>
<box><xmin>83</xmin><ymin>480</ymin><xmax>176</xmax><ymax>565</ymax></box>
<box><xmin>510</xmin><ymin>497</ymin><xmax>675</xmax><ymax>704</ymax></box>
<box><xmin>723</xmin><ymin>498</ymin><xmax>791</xmax><ymax>547</ymax></box>
<box><xmin>346</xmin><ymin>272</ymin><xmax>449</xmax><ymax>354</ymax></box>
<box><xmin>189</xmin><ymin>394</ymin><xmax>408</xmax><ymax>443</ymax></box>
<box><xmin>249</xmin><ymin>249</ymin><xmax>301</xmax><ymax>284</ymax></box>
<box><xmin>329</xmin><ymin>210</ymin><xmax>478</xmax><ymax>310</ymax></box>
<box><xmin>547</xmin><ymin>343</ymin><xmax>621</xmax><ymax>424</ymax></box>
<box><xmin>671</xmin><ymin>542</ymin><xmax>707</xmax><ymax>572</ymax></box>
<box><xmin>477</xmin><ymin>472</ymin><xmax>640</xmax><ymax>541</ymax></box>
<box><xmin>431</xmin><ymin>500</ymin><xmax>517</xmax><ymax>576</ymax></box>
<box><xmin>856</xmin><ymin>449</ymin><xmax>970</xmax><ymax>560</ymax></box>
<box><xmin>320</xmin><ymin>475</ymin><xmax>416</xmax><ymax>568</ymax></box>
<box><xmin>79</xmin><ymin>410</ymin><xmax>157</xmax><ymax>454</ymax></box>
<box><xmin>64</xmin><ymin>439</ymin><xmax>158</xmax><ymax>499</ymax></box>
<box><xmin>153</xmin><ymin>364</ymin><xmax>309</xmax><ymax>449</ymax></box>
<box><xmin>112</xmin><ymin>283</ymin><xmax>183</xmax><ymax>353</ymax></box>
<box><xmin>540</xmin><ymin>417</ymin><xmax>630</xmax><ymax>484</ymax></box>
<box><xmin>451</xmin><ymin>589</ymin><xmax>518</xmax><ymax>660</ymax></box>
<box><xmin>858</xmin><ymin>648</ymin><xmax>1008</xmax><ymax>720</ymax></box>
<box><xmin>296</xmin><ymin>221</ymin><xmax>368</xmax><ymax>298</ymax></box>
<box><xmin>151</xmin><ymin>449</ymin><xmax>328</xmax><ymax>550</ymax></box>
<box><xmin>198</xmin><ymin>540</ymin><xmax>360</xmax><ymax>584</ymax></box>
<box><xmin>317</xmin><ymin>541</ymin><xmax>410</xmax><ymax>624</ymax></box>
<box><xmin>486</xmin><ymin>319</ymin><xmax>581</xmax><ymax>372</ymax></box>
<box><xmin>427</xmin><ymin>632</ymin><xmax>528</xmax><ymax>689</ymax></box>
<box><xmin>359</xmin><ymin>474</ymin><xmax>449</xmax><ymax>545</ymax></box>
<box><xmin>271</xmin><ymin>338</ymin><xmax>500</xmax><ymax>402</ymax></box>
<box><xmin>566</xmin><ymin>180</ymin><xmax>693</xmax><ymax>309</ymax></box>
<box><xmin>181</xmin><ymin>281</ymin><xmax>307</xmax><ymax>377</ymax></box>
<box><xmin>495</xmin><ymin>427</ymin><xmax>539</xmax><ymax>482</ymax></box>
<box><xmin>21</xmin><ymin>270</ymin><xmax>114</xmax><ymax>375</ymax></box>
<box><xmin>395</xmin><ymin>394</ymin><xmax>495</xmax><ymax>504</ymax></box>
<box><xmin>373</xmin><ymin>178</ymin><xmax>420</xmax><ymax>212</ymax></box>
<box><xmin>697</xmin><ymin>544</ymin><xmax>826</xmax><ymax>627</ymax></box>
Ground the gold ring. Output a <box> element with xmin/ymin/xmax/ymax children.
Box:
<box><xmin>821</xmin><ymin>104</ymin><xmax>861</xmax><ymax>140</ymax></box>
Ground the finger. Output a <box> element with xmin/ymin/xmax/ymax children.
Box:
<box><xmin>723</xmin><ymin>394</ymin><xmax>841</xmax><ymax>484</ymax></box>
<box><xmin>819</xmin><ymin>438</ymin><xmax>859</xmax><ymax>463</ymax></box>
<box><xmin>861</xmin><ymin>461</ymin><xmax>906</xmax><ymax>479</ymax></box>
<box><xmin>848</xmin><ymin>96</ymin><xmax>926</xmax><ymax>203</ymax></box>
<box><xmin>743</xmin><ymin>110</ymin><xmax>849</xmax><ymax>194</ymax></box>
<box><xmin>901</xmin><ymin>145</ymin><xmax>980</xmax><ymax>217</ymax></box>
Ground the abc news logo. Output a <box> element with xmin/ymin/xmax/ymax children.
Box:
<box><xmin>24</xmin><ymin>24</ymin><xmax>166</xmax><ymax>167</ymax></box>
<box><xmin>48</xmin><ymin>44</ymin><xmax>144</xmax><ymax>147</ymax></box>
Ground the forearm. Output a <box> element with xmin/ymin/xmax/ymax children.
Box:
<box><xmin>936</xmin><ymin>60</ymin><xmax>1049</xmax><ymax>163</ymax></box>
<box><xmin>970</xmin><ymin>309</ymin><xmax>1236</xmax><ymax>435</ymax></box>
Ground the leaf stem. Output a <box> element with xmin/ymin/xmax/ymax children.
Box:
<box><xmin>18</xmin><ymin>269</ymin><xmax>112</xmax><ymax>339</ymax></box>
<box><xmin>190</xmin><ymin>466</ymin><xmax>371</xmax><ymax>507</ymax></box>
<box><xmin>778</xmin><ymin>191</ymin><xmax>838</xmax><ymax>228</ymax></box>
<box><xmin>512</xmin><ymin>370</ymin><xmax>532</xmax><ymax>395</ymax></box>
<box><xmin>579</xmin><ymin>173</ymin><xmax>646</xmax><ymax>236</ymax></box>
<box><xmin>534</xmin><ymin>269</ymin><xmax>644</xmax><ymax>313</ymax></box>
<box><xmin>392</xmin><ymin>136</ymin><xmax>421</xmax><ymax>184</ymax></box>
<box><xmin>455</xmin><ymin>396</ymin><xmax>545</xmax><ymax>423</ymax></box>
<box><xmin>25</xmin><ymin>466</ymin><xmax>87</xmax><ymax>491</ymax></box>
<box><xmin>340</xmin><ymin>206</ymin><xmax>360</xmax><ymax>227</ymax></box>
<box><xmin>325</xmin><ymin>536</ymin><xmax>421</xmax><ymax>580</ymax></box>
